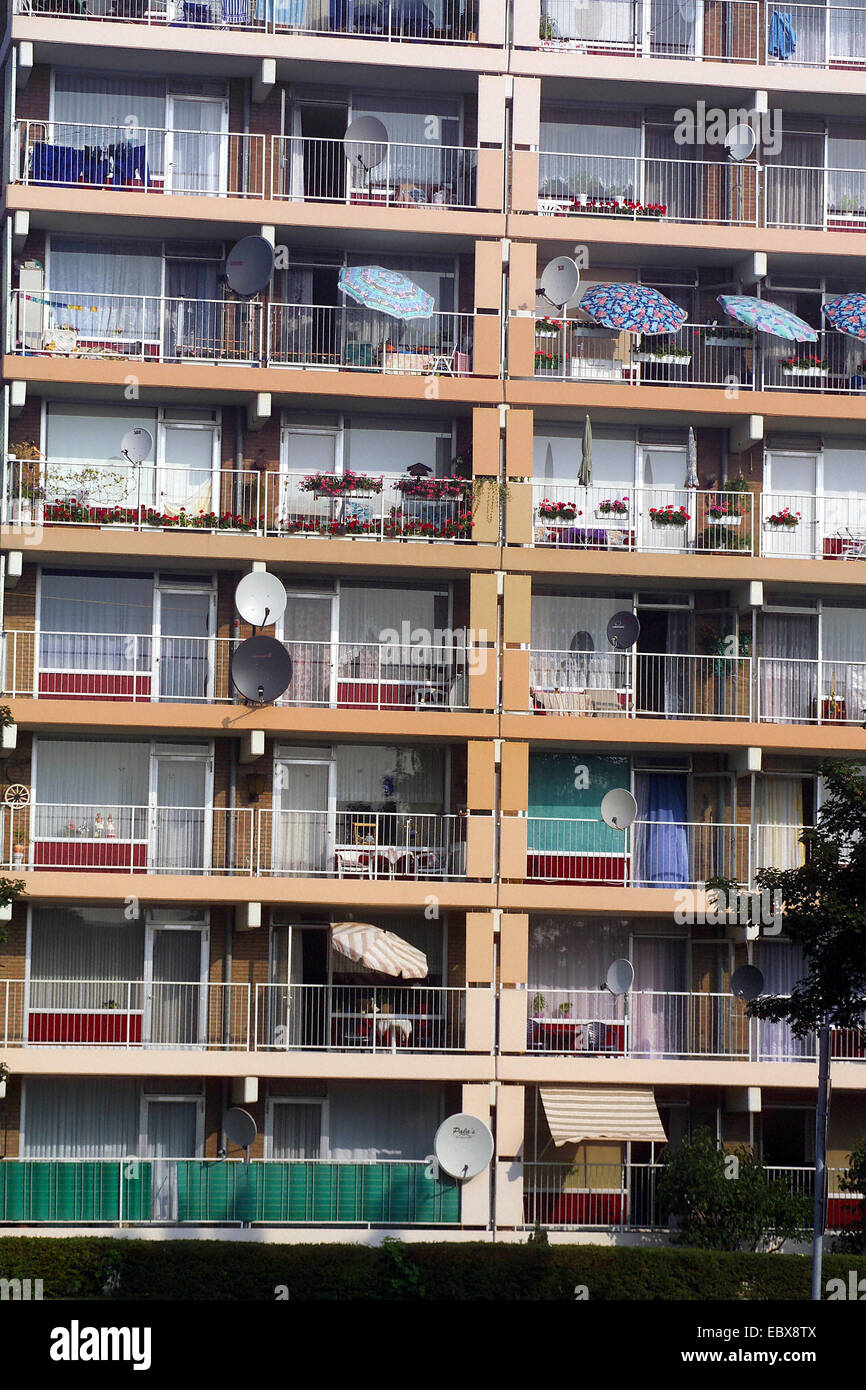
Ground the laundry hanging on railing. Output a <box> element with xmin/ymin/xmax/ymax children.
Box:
<box><xmin>767</xmin><ymin>10</ymin><xmax>796</xmax><ymax>60</ymax></box>
<box><xmin>28</xmin><ymin>142</ymin><xmax>151</xmax><ymax>189</ymax></box>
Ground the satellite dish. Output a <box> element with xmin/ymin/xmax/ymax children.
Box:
<box><xmin>225</xmin><ymin>235</ymin><xmax>275</xmax><ymax>297</ymax></box>
<box><xmin>540</xmin><ymin>256</ymin><xmax>581</xmax><ymax>310</ymax></box>
<box><xmin>343</xmin><ymin>115</ymin><xmax>388</xmax><ymax>176</ymax></box>
<box><xmin>569</xmin><ymin>631</ymin><xmax>595</xmax><ymax>653</ymax></box>
<box><xmin>230</xmin><ymin>636</ymin><xmax>293</xmax><ymax>705</ymax></box>
<box><xmin>605</xmin><ymin>958</ymin><xmax>635</xmax><ymax>996</ymax></box>
<box><xmin>434</xmin><ymin>1113</ymin><xmax>494</xmax><ymax>1180</ymax></box>
<box><xmin>235</xmin><ymin>571</ymin><xmax>287</xmax><ymax>628</ymax></box>
<box><xmin>607</xmin><ymin>610</ymin><xmax>641</xmax><ymax>650</ymax></box>
<box><xmin>601</xmin><ymin>787</ymin><xmax>638</xmax><ymax>831</ymax></box>
<box><xmin>120</xmin><ymin>427</ymin><xmax>153</xmax><ymax>465</ymax></box>
<box><xmin>731</xmin><ymin>964</ymin><xmax>765</xmax><ymax>1001</ymax></box>
<box><xmin>725</xmin><ymin>124</ymin><xmax>757</xmax><ymax>162</ymax></box>
<box><xmin>223</xmin><ymin>1107</ymin><xmax>257</xmax><ymax>1150</ymax></box>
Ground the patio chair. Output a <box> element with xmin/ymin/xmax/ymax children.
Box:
<box><xmin>840</xmin><ymin>528</ymin><xmax>866</xmax><ymax>560</ymax></box>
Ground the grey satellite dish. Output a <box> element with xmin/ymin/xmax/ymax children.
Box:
<box><xmin>231</xmin><ymin>636</ymin><xmax>293</xmax><ymax>705</ymax></box>
<box><xmin>540</xmin><ymin>256</ymin><xmax>581</xmax><ymax>310</ymax></box>
<box><xmin>434</xmin><ymin>1113</ymin><xmax>494</xmax><ymax>1180</ymax></box>
<box><xmin>225</xmin><ymin>235</ymin><xmax>275</xmax><ymax>297</ymax></box>
<box><xmin>223</xmin><ymin>1107</ymin><xmax>257</xmax><ymax>1149</ymax></box>
<box><xmin>607</xmin><ymin>610</ymin><xmax>640</xmax><ymax>650</ymax></box>
<box><xmin>601</xmin><ymin>787</ymin><xmax>638</xmax><ymax>831</ymax></box>
<box><xmin>725</xmin><ymin>124</ymin><xmax>757</xmax><ymax>162</ymax></box>
<box><xmin>569</xmin><ymin>631</ymin><xmax>595</xmax><ymax>653</ymax></box>
<box><xmin>731</xmin><ymin>964</ymin><xmax>765</xmax><ymax>1001</ymax></box>
<box><xmin>120</xmin><ymin>427</ymin><xmax>153</xmax><ymax>465</ymax></box>
<box><xmin>605</xmin><ymin>958</ymin><xmax>635</xmax><ymax>996</ymax></box>
<box><xmin>343</xmin><ymin>115</ymin><xmax>388</xmax><ymax>180</ymax></box>
<box><xmin>235</xmin><ymin>571</ymin><xmax>287</xmax><ymax>628</ymax></box>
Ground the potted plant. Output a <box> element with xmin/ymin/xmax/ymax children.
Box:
<box><xmin>538</xmin><ymin>499</ymin><xmax>579</xmax><ymax>521</ymax></box>
<box><xmin>649</xmin><ymin>504</ymin><xmax>690</xmax><ymax>526</ymax></box>
<box><xmin>534</xmin><ymin>346</ymin><xmax>561</xmax><ymax>372</ymax></box>
<box><xmin>535</xmin><ymin>316</ymin><xmax>562</xmax><ymax>338</ymax></box>
<box><xmin>596</xmin><ymin>496</ymin><xmax>629</xmax><ymax>518</ymax></box>
<box><xmin>300</xmin><ymin>471</ymin><xmax>384</xmax><ymax>496</ymax></box>
<box><xmin>557</xmin><ymin>1001</ymin><xmax>573</xmax><ymax>1018</ymax></box>
<box><xmin>765</xmin><ymin>506</ymin><xmax>801</xmax><ymax>528</ymax></box>
<box><xmin>531</xmin><ymin>992</ymin><xmax>547</xmax><ymax>1017</ymax></box>
<box><xmin>538</xmin><ymin>11</ymin><xmax>558</xmax><ymax>42</ymax></box>
<box><xmin>782</xmin><ymin>353</ymin><xmax>827</xmax><ymax>378</ymax></box>
<box><xmin>634</xmin><ymin>344</ymin><xmax>692</xmax><ymax>366</ymax></box>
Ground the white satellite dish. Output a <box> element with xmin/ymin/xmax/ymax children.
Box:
<box><xmin>225</xmin><ymin>235</ymin><xmax>275</xmax><ymax>297</ymax></box>
<box><xmin>343</xmin><ymin>115</ymin><xmax>389</xmax><ymax>179</ymax></box>
<box><xmin>725</xmin><ymin>124</ymin><xmax>757</xmax><ymax>162</ymax></box>
<box><xmin>234</xmin><ymin>571</ymin><xmax>287</xmax><ymax>628</ymax></box>
<box><xmin>605</xmin><ymin>958</ymin><xmax>635</xmax><ymax>996</ymax></box>
<box><xmin>434</xmin><ymin>1113</ymin><xmax>494</xmax><ymax>1180</ymax></box>
<box><xmin>731</xmin><ymin>964</ymin><xmax>765</xmax><ymax>1001</ymax></box>
<box><xmin>120</xmin><ymin>427</ymin><xmax>153</xmax><ymax>465</ymax></box>
<box><xmin>222</xmin><ymin>1107</ymin><xmax>257</xmax><ymax>1149</ymax></box>
<box><xmin>540</xmin><ymin>257</ymin><xmax>581</xmax><ymax>310</ymax></box>
<box><xmin>601</xmin><ymin>788</ymin><xmax>638</xmax><ymax>832</ymax></box>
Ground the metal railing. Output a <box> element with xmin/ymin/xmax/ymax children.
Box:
<box><xmin>525</xmin><ymin>817</ymin><xmax>750</xmax><ymax>887</ymax></box>
<box><xmin>12</xmin><ymin>0</ymin><xmax>477</xmax><ymax>42</ymax></box>
<box><xmin>759</xmin><ymin>489</ymin><xmax>866</xmax><ymax>559</ymax></box>
<box><xmin>528</xmin><ymin>649</ymin><xmax>752</xmax><ymax>720</ymax></box>
<box><xmin>0</xmin><ymin>978</ymin><xmax>249</xmax><ymax>1049</ymax></box>
<box><xmin>267</xmin><ymin>302</ymin><xmax>474</xmax><ymax>373</ymax></box>
<box><xmin>531</xmin><ymin>484</ymin><xmax>755</xmax><ymax>554</ymax></box>
<box><xmin>271</xmin><ymin>135</ymin><xmax>478</xmax><ymax>207</ymax></box>
<box><xmin>255</xmin><ymin>808</ymin><xmax>466</xmax><ymax>879</ymax></box>
<box><xmin>538</xmin><ymin>150</ymin><xmax>758</xmax><ymax>225</ymax></box>
<box><xmin>12</xmin><ymin>288</ymin><xmax>262</xmax><ymax>364</ymax></box>
<box><xmin>0</xmin><ymin>802</ymin><xmax>254</xmax><ymax>874</ymax></box>
<box><xmin>0</xmin><ymin>1157</ymin><xmax>461</xmax><ymax>1226</ymax></box>
<box><xmin>521</xmin><ymin>1162</ymin><xmax>852</xmax><ymax>1231</ymax></box>
<box><xmin>254</xmin><ymin>982</ymin><xmax>467</xmax><ymax>1050</ymax></box>
<box><xmin>538</xmin><ymin>0</ymin><xmax>761</xmax><ymax>61</ymax></box>
<box><xmin>272</xmin><ymin>468</ymin><xmax>473</xmax><ymax>540</ymax></box>
<box><xmin>0</xmin><ymin>630</ymin><xmax>475</xmax><ymax>708</ymax></box>
<box><xmin>757</xmin><ymin>656</ymin><xmax>866</xmax><ymax>724</ymax></box>
<box><xmin>764</xmin><ymin>2</ymin><xmax>866</xmax><ymax>66</ymax></box>
<box><xmin>15</xmin><ymin>120</ymin><xmax>265</xmax><ymax>197</ymax></box>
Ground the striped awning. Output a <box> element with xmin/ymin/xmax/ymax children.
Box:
<box><xmin>330</xmin><ymin>922</ymin><xmax>428</xmax><ymax>979</ymax></box>
<box><xmin>540</xmin><ymin>1086</ymin><xmax>667</xmax><ymax>1147</ymax></box>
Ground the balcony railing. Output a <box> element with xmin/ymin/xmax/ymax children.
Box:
<box><xmin>271</xmin><ymin>135</ymin><xmax>478</xmax><ymax>208</ymax></box>
<box><xmin>525</xmin><ymin>818</ymin><xmax>750</xmax><ymax>887</ymax></box>
<box><xmin>266</xmin><ymin>303</ymin><xmax>473</xmax><ymax>373</ymax></box>
<box><xmin>13</xmin><ymin>0</ymin><xmax>477</xmax><ymax>41</ymax></box>
<box><xmin>538</xmin><ymin>151</ymin><xmax>758</xmax><ymax>225</ymax></box>
<box><xmin>537</xmin><ymin>0</ymin><xmax>866</xmax><ymax>69</ymax></box>
<box><xmin>531</xmin><ymin>484</ymin><xmax>755</xmax><ymax>554</ymax></box>
<box><xmin>256</xmin><ymin>809</ymin><xmax>466</xmax><ymax>879</ymax></box>
<box><xmin>757</xmin><ymin>657</ymin><xmax>866</xmax><ymax>724</ymax></box>
<box><xmin>529</xmin><ymin>650</ymin><xmax>752</xmax><ymax>719</ymax></box>
<box><xmin>1</xmin><ymin>630</ymin><xmax>475</xmax><ymax>708</ymax></box>
<box><xmin>0</xmin><ymin>1158</ymin><xmax>461</xmax><ymax>1226</ymax></box>
<box><xmin>0</xmin><ymin>978</ymin><xmax>249</xmax><ymax>1049</ymax></box>
<box><xmin>254</xmin><ymin>983</ymin><xmax>468</xmax><ymax>1050</ymax></box>
<box><xmin>524</xmin><ymin>987</ymin><xmax>866</xmax><ymax>1060</ymax></box>
<box><xmin>15</xmin><ymin>120</ymin><xmax>265</xmax><ymax>197</ymax></box>
<box><xmin>521</xmin><ymin>1162</ymin><xmax>855</xmax><ymax>1232</ymax></box>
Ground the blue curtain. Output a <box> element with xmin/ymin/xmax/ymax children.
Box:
<box><xmin>634</xmin><ymin>773</ymin><xmax>689</xmax><ymax>887</ymax></box>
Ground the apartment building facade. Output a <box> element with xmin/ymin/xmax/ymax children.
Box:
<box><xmin>0</xmin><ymin>0</ymin><xmax>864</xmax><ymax>1237</ymax></box>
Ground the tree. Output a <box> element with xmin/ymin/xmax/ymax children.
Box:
<box><xmin>837</xmin><ymin>1135</ymin><xmax>866</xmax><ymax>1254</ymax></box>
<box><xmin>0</xmin><ymin>875</ymin><xmax>25</xmax><ymax>948</ymax></box>
<box><xmin>656</xmin><ymin>1128</ymin><xmax>811</xmax><ymax>1252</ymax></box>
<box><xmin>749</xmin><ymin>759</ymin><xmax>866</xmax><ymax>1036</ymax></box>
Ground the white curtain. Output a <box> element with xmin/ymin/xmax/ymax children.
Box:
<box><xmin>343</xmin><ymin>415</ymin><xmax>450</xmax><ymax>477</ymax></box>
<box><xmin>757</xmin><ymin>775</ymin><xmax>806</xmax><ymax>871</ymax></box>
<box><xmin>822</xmin><ymin>605</ymin><xmax>866</xmax><ymax>720</ymax></box>
<box><xmin>662</xmin><ymin>610</ymin><xmax>692</xmax><ymax>716</ymax></box>
<box><xmin>271</xmin><ymin>1102</ymin><xmax>323</xmax><ymax>1159</ymax></box>
<box><xmin>760</xmin><ymin>612</ymin><xmax>817</xmax><ymax>722</ymax></box>
<box><xmin>288</xmin><ymin>103</ymin><xmax>304</xmax><ymax>201</ymax></box>
<box><xmin>48</xmin><ymin>237</ymin><xmax>163</xmax><ymax>340</ymax></box>
<box><xmin>22</xmin><ymin>1078</ymin><xmax>139</xmax><ymax>1157</ymax></box>
<box><xmin>830</xmin><ymin>0</ymin><xmax>866</xmax><ymax>59</ymax></box>
<box><xmin>52</xmin><ymin>73</ymin><xmax>166</xmax><ymax>172</ymax></box>
<box><xmin>39</xmin><ymin>572</ymin><xmax>153</xmax><ymax>675</ymax></box>
<box><xmin>35</xmin><ymin>738</ymin><xmax>150</xmax><ymax>841</ymax></box>
<box><xmin>276</xmin><ymin>761</ymin><xmax>330</xmax><ymax>873</ymax></box>
<box><xmin>153</xmin><ymin>758</ymin><xmax>208</xmax><ymax>872</ymax></box>
<box><xmin>336</xmin><ymin>744</ymin><xmax>444</xmax><ymax>811</ymax></box>
<box><xmin>764</xmin><ymin>137</ymin><xmax>824</xmax><ymax>227</ymax></box>
<box><xmin>170</xmin><ymin>100</ymin><xmax>224</xmax><ymax>196</ymax></box>
<box><xmin>630</xmin><ymin>935</ymin><xmax>688</xmax><ymax>1056</ymax></box>
<box><xmin>529</xmin><ymin>916</ymin><xmax>628</xmax><ymax>992</ymax></box>
<box><xmin>530</xmin><ymin>593</ymin><xmax>627</xmax><ymax>691</ymax></box>
<box><xmin>327</xmin><ymin>1081</ymin><xmax>442</xmax><ymax>1160</ymax></box>
<box><xmin>755</xmin><ymin>941</ymin><xmax>810</xmax><ymax>1059</ymax></box>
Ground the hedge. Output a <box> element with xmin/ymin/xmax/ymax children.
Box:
<box><xmin>1</xmin><ymin>1238</ymin><xmax>866</xmax><ymax>1300</ymax></box>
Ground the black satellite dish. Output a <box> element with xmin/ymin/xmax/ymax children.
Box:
<box><xmin>406</xmin><ymin>462</ymin><xmax>432</xmax><ymax>478</ymax></box>
<box><xmin>569</xmin><ymin>630</ymin><xmax>595</xmax><ymax>653</ymax></box>
<box><xmin>607</xmin><ymin>611</ymin><xmax>640</xmax><ymax>650</ymax></box>
<box><xmin>225</xmin><ymin>236</ymin><xmax>275</xmax><ymax>298</ymax></box>
<box><xmin>231</xmin><ymin>636</ymin><xmax>293</xmax><ymax>705</ymax></box>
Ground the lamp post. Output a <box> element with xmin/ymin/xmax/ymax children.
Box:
<box><xmin>811</xmin><ymin>1013</ymin><xmax>831</xmax><ymax>1301</ymax></box>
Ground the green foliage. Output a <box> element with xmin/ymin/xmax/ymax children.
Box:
<box><xmin>837</xmin><ymin>1135</ymin><xmax>866</xmax><ymax>1254</ymax></box>
<box><xmin>1</xmin><ymin>1236</ymin><xmax>864</xmax><ymax>1300</ymax></box>
<box><xmin>751</xmin><ymin>759</ymin><xmax>866</xmax><ymax>1035</ymax></box>
<box><xmin>0</xmin><ymin>876</ymin><xmax>25</xmax><ymax>947</ymax></box>
<box><xmin>656</xmin><ymin>1128</ymin><xmax>812</xmax><ymax>1253</ymax></box>
<box><xmin>0</xmin><ymin>706</ymin><xmax>14</xmax><ymax>729</ymax></box>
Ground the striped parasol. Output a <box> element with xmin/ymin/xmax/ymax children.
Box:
<box><xmin>330</xmin><ymin>922</ymin><xmax>428</xmax><ymax>978</ymax></box>
<box><xmin>338</xmin><ymin>266</ymin><xmax>434</xmax><ymax>320</ymax></box>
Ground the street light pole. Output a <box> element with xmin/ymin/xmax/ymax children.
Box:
<box><xmin>811</xmin><ymin>1014</ymin><xmax>831</xmax><ymax>1302</ymax></box>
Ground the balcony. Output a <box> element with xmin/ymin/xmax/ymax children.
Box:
<box><xmin>537</xmin><ymin>0</ymin><xmax>866</xmax><ymax>69</ymax></box>
<box><xmin>13</xmin><ymin>0</ymin><xmax>479</xmax><ymax>43</ymax></box>
<box><xmin>271</xmin><ymin>136</ymin><xmax>479</xmax><ymax>208</ymax></box>
<box><xmin>525</xmin><ymin>818</ymin><xmax>749</xmax><ymax>887</ymax></box>
<box><xmin>15</xmin><ymin>121</ymin><xmax>265</xmax><ymax>198</ymax></box>
<box><xmin>0</xmin><ymin>1157</ymin><xmax>460</xmax><ymax>1226</ymax></box>
<box><xmin>266</xmin><ymin>304</ymin><xmax>473</xmax><ymax>373</ymax></box>
<box><xmin>757</xmin><ymin>658</ymin><xmax>866</xmax><ymax>724</ymax></box>
<box><xmin>0</xmin><ymin>979</ymin><xmax>474</xmax><ymax>1051</ymax></box>
<box><xmin>529</xmin><ymin>651</ymin><xmax>752</xmax><ymax>719</ymax></box>
<box><xmin>1</xmin><ymin>804</ymin><xmax>467</xmax><ymax>879</ymax></box>
<box><xmin>1</xmin><ymin>630</ymin><xmax>474</xmax><ymax>708</ymax></box>
<box><xmin>4</xmin><ymin>459</ymin><xmax>479</xmax><ymax>541</ymax></box>
<box><xmin>522</xmin><ymin>1162</ymin><xmax>857</xmax><ymax>1233</ymax></box>
<box><xmin>524</xmin><ymin>987</ymin><xmax>866</xmax><ymax>1060</ymax></box>
<box><xmin>537</xmin><ymin>150</ymin><xmax>757</xmax><ymax>225</ymax></box>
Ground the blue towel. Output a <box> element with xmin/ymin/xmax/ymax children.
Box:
<box><xmin>222</xmin><ymin>0</ymin><xmax>250</xmax><ymax>21</ymax></box>
<box><xmin>768</xmin><ymin>10</ymin><xmax>796</xmax><ymax>59</ymax></box>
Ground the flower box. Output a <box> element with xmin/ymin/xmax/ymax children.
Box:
<box><xmin>707</xmin><ymin>514</ymin><xmax>742</xmax><ymax>527</ymax></box>
<box><xmin>782</xmin><ymin>365</ymin><xmax>828</xmax><ymax>378</ymax></box>
<box><xmin>705</xmin><ymin>334</ymin><xmax>752</xmax><ymax>348</ymax></box>
<box><xmin>634</xmin><ymin>352</ymin><xmax>691</xmax><ymax>365</ymax></box>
